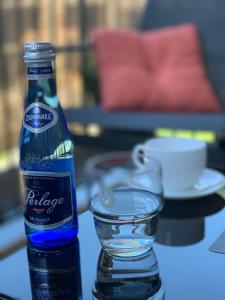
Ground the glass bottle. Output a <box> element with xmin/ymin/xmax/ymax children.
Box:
<box><xmin>19</xmin><ymin>42</ymin><xmax>78</xmax><ymax>249</ymax></box>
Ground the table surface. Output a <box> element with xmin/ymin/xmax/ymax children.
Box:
<box><xmin>1</xmin><ymin>193</ymin><xmax>225</xmax><ymax>300</ymax></box>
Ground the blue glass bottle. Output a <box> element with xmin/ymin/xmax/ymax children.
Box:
<box><xmin>20</xmin><ymin>42</ymin><xmax>78</xmax><ymax>249</ymax></box>
<box><xmin>27</xmin><ymin>238</ymin><xmax>82</xmax><ymax>299</ymax></box>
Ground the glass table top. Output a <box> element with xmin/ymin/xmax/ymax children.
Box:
<box><xmin>1</xmin><ymin>194</ymin><xmax>225</xmax><ymax>300</ymax></box>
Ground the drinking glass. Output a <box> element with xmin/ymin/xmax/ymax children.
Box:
<box><xmin>84</xmin><ymin>151</ymin><xmax>133</xmax><ymax>198</ymax></box>
<box><xmin>124</xmin><ymin>158</ymin><xmax>163</xmax><ymax>199</ymax></box>
<box><xmin>90</xmin><ymin>188</ymin><xmax>162</xmax><ymax>257</ymax></box>
<box><xmin>84</xmin><ymin>151</ymin><xmax>163</xmax><ymax>202</ymax></box>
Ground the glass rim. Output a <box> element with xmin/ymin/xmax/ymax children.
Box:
<box><xmin>89</xmin><ymin>187</ymin><xmax>161</xmax><ymax>220</ymax></box>
<box><xmin>84</xmin><ymin>151</ymin><xmax>131</xmax><ymax>175</ymax></box>
<box><xmin>129</xmin><ymin>167</ymin><xmax>162</xmax><ymax>178</ymax></box>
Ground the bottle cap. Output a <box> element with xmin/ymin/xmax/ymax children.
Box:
<box><xmin>24</xmin><ymin>41</ymin><xmax>55</xmax><ymax>63</ymax></box>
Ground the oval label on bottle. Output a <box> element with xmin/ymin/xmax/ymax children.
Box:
<box><xmin>23</xmin><ymin>103</ymin><xmax>58</xmax><ymax>133</ymax></box>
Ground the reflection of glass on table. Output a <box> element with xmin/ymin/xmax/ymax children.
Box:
<box><xmin>93</xmin><ymin>248</ymin><xmax>165</xmax><ymax>300</ymax></box>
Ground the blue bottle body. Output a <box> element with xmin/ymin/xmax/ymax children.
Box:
<box><xmin>20</xmin><ymin>59</ymin><xmax>78</xmax><ymax>249</ymax></box>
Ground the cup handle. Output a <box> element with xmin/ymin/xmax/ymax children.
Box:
<box><xmin>132</xmin><ymin>144</ymin><xmax>147</xmax><ymax>168</ymax></box>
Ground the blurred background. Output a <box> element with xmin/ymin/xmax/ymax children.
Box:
<box><xmin>0</xmin><ymin>0</ymin><xmax>145</xmax><ymax>151</ymax></box>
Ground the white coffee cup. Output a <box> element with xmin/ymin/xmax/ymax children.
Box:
<box><xmin>132</xmin><ymin>137</ymin><xmax>206</xmax><ymax>193</ymax></box>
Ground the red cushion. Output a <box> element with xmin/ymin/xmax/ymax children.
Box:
<box><xmin>91</xmin><ymin>24</ymin><xmax>221</xmax><ymax>113</ymax></box>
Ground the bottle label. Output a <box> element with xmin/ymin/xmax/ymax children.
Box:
<box><xmin>27</xmin><ymin>66</ymin><xmax>54</xmax><ymax>80</ymax></box>
<box><xmin>22</xmin><ymin>171</ymin><xmax>73</xmax><ymax>229</ymax></box>
<box><xmin>23</xmin><ymin>103</ymin><xmax>58</xmax><ymax>134</ymax></box>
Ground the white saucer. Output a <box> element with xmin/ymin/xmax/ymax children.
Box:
<box><xmin>165</xmin><ymin>168</ymin><xmax>225</xmax><ymax>200</ymax></box>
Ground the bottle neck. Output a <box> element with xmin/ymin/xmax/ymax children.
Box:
<box><xmin>26</xmin><ymin>61</ymin><xmax>57</xmax><ymax>106</ymax></box>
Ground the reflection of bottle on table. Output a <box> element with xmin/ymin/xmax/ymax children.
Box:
<box><xmin>93</xmin><ymin>248</ymin><xmax>165</xmax><ymax>299</ymax></box>
<box><xmin>27</xmin><ymin>238</ymin><xmax>82</xmax><ymax>300</ymax></box>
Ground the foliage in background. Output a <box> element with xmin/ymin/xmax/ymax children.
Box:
<box><xmin>81</xmin><ymin>52</ymin><xmax>100</xmax><ymax>104</ymax></box>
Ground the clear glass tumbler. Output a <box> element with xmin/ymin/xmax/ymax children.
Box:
<box><xmin>90</xmin><ymin>188</ymin><xmax>163</xmax><ymax>257</ymax></box>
